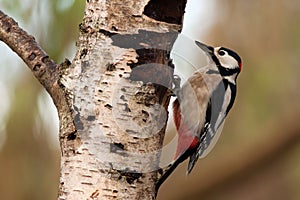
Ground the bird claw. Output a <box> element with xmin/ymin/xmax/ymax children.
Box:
<box><xmin>171</xmin><ymin>75</ymin><xmax>181</xmax><ymax>97</ymax></box>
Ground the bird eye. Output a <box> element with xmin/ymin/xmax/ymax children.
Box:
<box><xmin>218</xmin><ymin>50</ymin><xmax>226</xmax><ymax>56</ymax></box>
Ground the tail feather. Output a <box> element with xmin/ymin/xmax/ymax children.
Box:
<box><xmin>187</xmin><ymin>144</ymin><xmax>201</xmax><ymax>174</ymax></box>
<box><xmin>156</xmin><ymin>146</ymin><xmax>196</xmax><ymax>193</ymax></box>
<box><xmin>187</xmin><ymin>156</ymin><xmax>198</xmax><ymax>175</ymax></box>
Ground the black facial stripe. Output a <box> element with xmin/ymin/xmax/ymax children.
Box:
<box><xmin>219</xmin><ymin>47</ymin><xmax>242</xmax><ymax>65</ymax></box>
<box><xmin>218</xmin><ymin>66</ymin><xmax>240</xmax><ymax>76</ymax></box>
<box><xmin>210</xmin><ymin>53</ymin><xmax>240</xmax><ymax>76</ymax></box>
<box><xmin>210</xmin><ymin>53</ymin><xmax>221</xmax><ymax>67</ymax></box>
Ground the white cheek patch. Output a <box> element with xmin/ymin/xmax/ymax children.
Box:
<box><xmin>219</xmin><ymin>56</ymin><xmax>239</xmax><ymax>69</ymax></box>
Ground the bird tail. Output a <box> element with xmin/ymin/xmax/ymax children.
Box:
<box><xmin>156</xmin><ymin>146</ymin><xmax>196</xmax><ymax>193</ymax></box>
<box><xmin>187</xmin><ymin>144</ymin><xmax>201</xmax><ymax>174</ymax></box>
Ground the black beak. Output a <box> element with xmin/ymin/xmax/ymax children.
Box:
<box><xmin>195</xmin><ymin>41</ymin><xmax>214</xmax><ymax>56</ymax></box>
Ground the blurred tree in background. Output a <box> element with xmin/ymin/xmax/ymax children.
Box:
<box><xmin>1</xmin><ymin>0</ymin><xmax>300</xmax><ymax>199</ymax></box>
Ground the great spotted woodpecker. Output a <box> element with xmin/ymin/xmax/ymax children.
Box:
<box><xmin>156</xmin><ymin>41</ymin><xmax>242</xmax><ymax>191</ymax></box>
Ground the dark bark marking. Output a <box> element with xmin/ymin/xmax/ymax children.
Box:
<box><xmin>110</xmin><ymin>143</ymin><xmax>128</xmax><ymax>156</ymax></box>
<box><xmin>74</xmin><ymin>113</ymin><xmax>84</xmax><ymax>130</ymax></box>
<box><xmin>113</xmin><ymin>142</ymin><xmax>125</xmax><ymax>150</ymax></box>
<box><xmin>28</xmin><ymin>52</ymin><xmax>36</xmax><ymax>61</ymax></box>
<box><xmin>81</xmin><ymin>182</ymin><xmax>93</xmax><ymax>185</ymax></box>
<box><xmin>73</xmin><ymin>105</ymin><xmax>79</xmax><ymax>112</ymax></box>
<box><xmin>111</xmin><ymin>30</ymin><xmax>177</xmax><ymax>103</ymax></box>
<box><xmin>105</xmin><ymin>104</ymin><xmax>113</xmax><ymax>110</ymax></box>
<box><xmin>126</xmin><ymin>129</ymin><xmax>139</xmax><ymax>135</ymax></box>
<box><xmin>117</xmin><ymin>169</ymin><xmax>143</xmax><ymax>184</ymax></box>
<box><xmin>120</xmin><ymin>95</ymin><xmax>126</xmax><ymax>101</ymax></box>
<box><xmin>79</xmin><ymin>23</ymin><xmax>94</xmax><ymax>34</ymax></box>
<box><xmin>87</xmin><ymin>115</ymin><xmax>96</xmax><ymax>121</ymax></box>
<box><xmin>41</xmin><ymin>56</ymin><xmax>54</xmax><ymax>68</ymax></box>
<box><xmin>2</xmin><ymin>19</ymin><xmax>12</xmax><ymax>32</ymax></box>
<box><xmin>124</xmin><ymin>103</ymin><xmax>131</xmax><ymax>112</ymax></box>
<box><xmin>111</xmin><ymin>30</ymin><xmax>178</xmax><ymax>51</ymax></box>
<box><xmin>59</xmin><ymin>59</ymin><xmax>71</xmax><ymax>70</ymax></box>
<box><xmin>81</xmin><ymin>60</ymin><xmax>89</xmax><ymax>72</ymax></box>
<box><xmin>106</xmin><ymin>63</ymin><xmax>116</xmax><ymax>71</ymax></box>
<box><xmin>90</xmin><ymin>190</ymin><xmax>99</xmax><ymax>198</ymax></box>
<box><xmin>33</xmin><ymin>63</ymin><xmax>41</xmax><ymax>71</ymax></box>
<box><xmin>111</xmin><ymin>26</ymin><xmax>118</xmax><ymax>31</ymax></box>
<box><xmin>141</xmin><ymin>110</ymin><xmax>149</xmax><ymax>122</ymax></box>
<box><xmin>99</xmin><ymin>29</ymin><xmax>117</xmax><ymax>37</ymax></box>
<box><xmin>143</xmin><ymin>0</ymin><xmax>187</xmax><ymax>24</ymax></box>
<box><xmin>80</xmin><ymin>48</ymin><xmax>88</xmax><ymax>59</ymax></box>
<box><xmin>110</xmin><ymin>142</ymin><xmax>125</xmax><ymax>153</ymax></box>
<box><xmin>67</xmin><ymin>131</ymin><xmax>77</xmax><ymax>140</ymax></box>
<box><xmin>135</xmin><ymin>90</ymin><xmax>157</xmax><ymax>106</ymax></box>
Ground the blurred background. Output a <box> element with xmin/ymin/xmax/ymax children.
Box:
<box><xmin>1</xmin><ymin>0</ymin><xmax>300</xmax><ymax>199</ymax></box>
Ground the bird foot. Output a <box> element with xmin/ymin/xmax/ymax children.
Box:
<box><xmin>170</xmin><ymin>75</ymin><xmax>181</xmax><ymax>97</ymax></box>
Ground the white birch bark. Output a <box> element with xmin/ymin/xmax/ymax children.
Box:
<box><xmin>58</xmin><ymin>0</ymin><xmax>186</xmax><ymax>199</ymax></box>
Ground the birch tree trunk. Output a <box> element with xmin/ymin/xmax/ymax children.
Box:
<box><xmin>0</xmin><ymin>0</ymin><xmax>186</xmax><ymax>198</ymax></box>
<box><xmin>58</xmin><ymin>1</ymin><xmax>186</xmax><ymax>199</ymax></box>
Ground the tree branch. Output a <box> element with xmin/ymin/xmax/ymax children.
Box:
<box><xmin>0</xmin><ymin>10</ymin><xmax>75</xmax><ymax>158</ymax></box>
<box><xmin>0</xmin><ymin>10</ymin><xmax>58</xmax><ymax>94</ymax></box>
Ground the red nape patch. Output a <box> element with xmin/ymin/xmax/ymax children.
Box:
<box><xmin>239</xmin><ymin>62</ymin><xmax>242</xmax><ymax>70</ymax></box>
